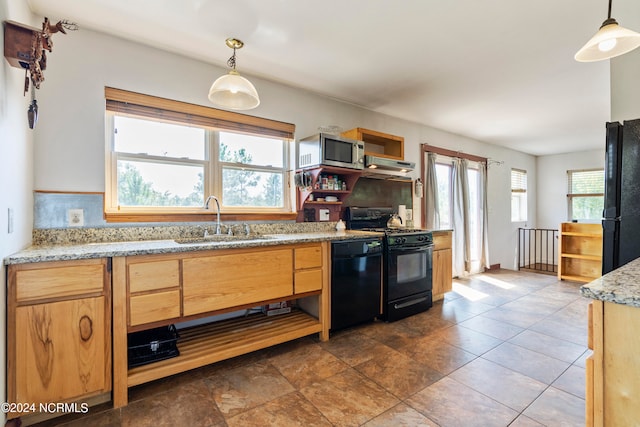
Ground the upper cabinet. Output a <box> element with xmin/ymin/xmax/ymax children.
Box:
<box><xmin>341</xmin><ymin>128</ymin><xmax>404</xmax><ymax>160</ymax></box>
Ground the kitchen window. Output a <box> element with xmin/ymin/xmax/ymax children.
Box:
<box><xmin>567</xmin><ymin>169</ymin><xmax>604</xmax><ymax>221</ymax></box>
<box><xmin>104</xmin><ymin>87</ymin><xmax>295</xmax><ymax>222</ymax></box>
<box><xmin>511</xmin><ymin>168</ymin><xmax>527</xmax><ymax>222</ymax></box>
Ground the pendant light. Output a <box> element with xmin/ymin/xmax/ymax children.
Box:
<box><xmin>208</xmin><ymin>38</ymin><xmax>260</xmax><ymax>110</ymax></box>
<box><xmin>575</xmin><ymin>0</ymin><xmax>640</xmax><ymax>62</ymax></box>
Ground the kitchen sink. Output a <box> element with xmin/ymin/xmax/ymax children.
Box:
<box><xmin>173</xmin><ymin>234</ymin><xmax>273</xmax><ymax>244</ymax></box>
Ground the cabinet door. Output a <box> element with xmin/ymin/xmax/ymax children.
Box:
<box><xmin>433</xmin><ymin>248</ymin><xmax>453</xmax><ymax>298</ymax></box>
<box><xmin>14</xmin><ymin>297</ymin><xmax>108</xmax><ymax>403</ymax></box>
<box><xmin>182</xmin><ymin>248</ymin><xmax>293</xmax><ymax>315</ymax></box>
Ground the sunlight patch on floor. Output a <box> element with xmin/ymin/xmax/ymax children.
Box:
<box><xmin>475</xmin><ymin>274</ymin><xmax>516</xmax><ymax>290</ymax></box>
<box><xmin>452</xmin><ymin>281</ymin><xmax>489</xmax><ymax>301</ymax></box>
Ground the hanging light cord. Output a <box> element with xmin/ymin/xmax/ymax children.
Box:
<box><xmin>227</xmin><ymin>48</ymin><xmax>237</xmax><ymax>70</ymax></box>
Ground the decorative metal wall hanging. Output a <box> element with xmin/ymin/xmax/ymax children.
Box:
<box><xmin>3</xmin><ymin>17</ymin><xmax>77</xmax><ymax>129</ymax></box>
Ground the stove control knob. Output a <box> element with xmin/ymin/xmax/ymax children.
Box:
<box><xmin>418</xmin><ymin>235</ymin><xmax>426</xmax><ymax>241</ymax></box>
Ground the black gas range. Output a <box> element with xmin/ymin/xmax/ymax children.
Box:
<box><xmin>345</xmin><ymin>207</ymin><xmax>434</xmax><ymax>321</ymax></box>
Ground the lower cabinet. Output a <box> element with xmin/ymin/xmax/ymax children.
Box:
<box><xmin>112</xmin><ymin>242</ymin><xmax>329</xmax><ymax>408</ymax></box>
<box><xmin>432</xmin><ymin>231</ymin><xmax>453</xmax><ymax>301</ymax></box>
<box><xmin>7</xmin><ymin>259</ymin><xmax>111</xmax><ymax>420</ymax></box>
<box><xmin>15</xmin><ymin>297</ymin><xmax>108</xmax><ymax>402</ymax></box>
<box><xmin>587</xmin><ymin>299</ymin><xmax>640</xmax><ymax>426</ymax></box>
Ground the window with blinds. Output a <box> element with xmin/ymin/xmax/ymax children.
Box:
<box><xmin>104</xmin><ymin>87</ymin><xmax>295</xmax><ymax>221</ymax></box>
<box><xmin>511</xmin><ymin>168</ymin><xmax>527</xmax><ymax>222</ymax></box>
<box><xmin>567</xmin><ymin>169</ymin><xmax>604</xmax><ymax>221</ymax></box>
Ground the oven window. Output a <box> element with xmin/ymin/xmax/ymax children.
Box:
<box><xmin>397</xmin><ymin>252</ymin><xmax>427</xmax><ymax>283</ymax></box>
<box><xmin>325</xmin><ymin>138</ymin><xmax>353</xmax><ymax>163</ymax></box>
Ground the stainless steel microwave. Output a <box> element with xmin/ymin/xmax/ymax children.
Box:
<box><xmin>297</xmin><ymin>133</ymin><xmax>365</xmax><ymax>170</ymax></box>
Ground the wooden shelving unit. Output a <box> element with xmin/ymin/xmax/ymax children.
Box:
<box><xmin>558</xmin><ymin>222</ymin><xmax>603</xmax><ymax>283</ymax></box>
<box><xmin>128</xmin><ymin>309</ymin><xmax>321</xmax><ymax>387</ymax></box>
<box><xmin>296</xmin><ymin>166</ymin><xmax>361</xmax><ymax>222</ymax></box>
<box><xmin>341</xmin><ymin>128</ymin><xmax>404</xmax><ymax>160</ymax></box>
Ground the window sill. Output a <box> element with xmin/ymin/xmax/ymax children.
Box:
<box><xmin>105</xmin><ymin>211</ymin><xmax>298</xmax><ymax>223</ymax></box>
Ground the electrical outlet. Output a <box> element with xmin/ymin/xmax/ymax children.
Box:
<box><xmin>68</xmin><ymin>209</ymin><xmax>84</xmax><ymax>227</ymax></box>
<box><xmin>8</xmin><ymin>208</ymin><xmax>14</xmax><ymax>233</ymax></box>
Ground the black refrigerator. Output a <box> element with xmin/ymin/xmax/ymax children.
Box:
<box><xmin>602</xmin><ymin>119</ymin><xmax>640</xmax><ymax>274</ymax></box>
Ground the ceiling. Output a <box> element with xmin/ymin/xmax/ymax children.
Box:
<box><xmin>26</xmin><ymin>0</ymin><xmax>639</xmax><ymax>156</ymax></box>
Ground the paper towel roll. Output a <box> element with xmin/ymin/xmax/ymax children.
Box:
<box><xmin>398</xmin><ymin>205</ymin><xmax>407</xmax><ymax>226</ymax></box>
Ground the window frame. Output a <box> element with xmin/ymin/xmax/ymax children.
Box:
<box><xmin>511</xmin><ymin>168</ymin><xmax>527</xmax><ymax>223</ymax></box>
<box><xmin>567</xmin><ymin>168</ymin><xmax>604</xmax><ymax>221</ymax></box>
<box><xmin>104</xmin><ymin>87</ymin><xmax>296</xmax><ymax>222</ymax></box>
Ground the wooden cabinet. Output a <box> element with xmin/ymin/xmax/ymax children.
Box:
<box><xmin>294</xmin><ymin>244</ymin><xmax>323</xmax><ymax>293</ymax></box>
<box><xmin>127</xmin><ymin>256</ymin><xmax>181</xmax><ymax>328</ymax></box>
<box><xmin>341</xmin><ymin>127</ymin><xmax>404</xmax><ymax>160</ymax></box>
<box><xmin>183</xmin><ymin>248</ymin><xmax>293</xmax><ymax>315</ymax></box>
<box><xmin>7</xmin><ymin>259</ymin><xmax>111</xmax><ymax>419</ymax></box>
<box><xmin>296</xmin><ymin>166</ymin><xmax>362</xmax><ymax>222</ymax></box>
<box><xmin>586</xmin><ymin>299</ymin><xmax>640</xmax><ymax>426</ymax></box>
<box><xmin>432</xmin><ymin>230</ymin><xmax>453</xmax><ymax>301</ymax></box>
<box><xmin>112</xmin><ymin>242</ymin><xmax>330</xmax><ymax>408</ymax></box>
<box><xmin>558</xmin><ymin>222</ymin><xmax>602</xmax><ymax>283</ymax></box>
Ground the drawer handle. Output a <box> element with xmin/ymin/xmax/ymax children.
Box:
<box><xmin>79</xmin><ymin>315</ymin><xmax>93</xmax><ymax>342</ymax></box>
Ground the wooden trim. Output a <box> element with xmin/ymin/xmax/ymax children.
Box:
<box><xmin>421</xmin><ymin>143</ymin><xmax>488</xmax><ymax>163</ymax></box>
<box><xmin>105</xmin><ymin>87</ymin><xmax>295</xmax><ymax>139</ymax></box>
<box><xmin>7</xmin><ymin>266</ymin><xmax>17</xmax><ymax>404</ymax></box>
<box><xmin>112</xmin><ymin>257</ymin><xmax>128</xmax><ymax>408</ymax></box>
<box><xmin>320</xmin><ymin>241</ymin><xmax>330</xmax><ymax>341</ymax></box>
<box><xmin>105</xmin><ymin>211</ymin><xmax>297</xmax><ymax>223</ymax></box>
<box><xmin>592</xmin><ymin>299</ymin><xmax>604</xmax><ymax>427</ymax></box>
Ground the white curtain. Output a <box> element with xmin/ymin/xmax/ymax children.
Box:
<box><xmin>479</xmin><ymin>162</ymin><xmax>490</xmax><ymax>270</ymax></box>
<box><xmin>424</xmin><ymin>152</ymin><xmax>439</xmax><ymax>230</ymax></box>
<box><xmin>452</xmin><ymin>158</ymin><xmax>471</xmax><ymax>276</ymax></box>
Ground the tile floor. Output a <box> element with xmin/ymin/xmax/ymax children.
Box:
<box><xmin>28</xmin><ymin>269</ymin><xmax>589</xmax><ymax>426</ymax></box>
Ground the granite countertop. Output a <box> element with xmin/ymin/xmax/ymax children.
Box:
<box><xmin>581</xmin><ymin>257</ymin><xmax>640</xmax><ymax>308</ymax></box>
<box><xmin>4</xmin><ymin>230</ymin><xmax>382</xmax><ymax>265</ymax></box>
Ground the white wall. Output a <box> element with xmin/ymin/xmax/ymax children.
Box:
<box><xmin>610</xmin><ymin>0</ymin><xmax>640</xmax><ymax>121</ymax></box>
<box><xmin>32</xmin><ymin>25</ymin><xmax>537</xmax><ymax>271</ymax></box>
<box><xmin>0</xmin><ymin>1</ymin><xmax>38</xmax><ymax>421</ymax></box>
<box><xmin>536</xmin><ymin>149</ymin><xmax>604</xmax><ymax>229</ymax></box>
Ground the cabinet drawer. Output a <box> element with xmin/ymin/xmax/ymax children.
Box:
<box><xmin>433</xmin><ymin>232</ymin><xmax>452</xmax><ymax>251</ymax></box>
<box><xmin>130</xmin><ymin>290</ymin><xmax>181</xmax><ymax>326</ymax></box>
<box><xmin>129</xmin><ymin>259</ymin><xmax>180</xmax><ymax>293</ymax></box>
<box><xmin>295</xmin><ymin>245</ymin><xmax>322</xmax><ymax>270</ymax></box>
<box><xmin>15</xmin><ymin>261</ymin><xmax>105</xmax><ymax>302</ymax></box>
<box><xmin>183</xmin><ymin>249</ymin><xmax>293</xmax><ymax>316</ymax></box>
<box><xmin>295</xmin><ymin>269</ymin><xmax>322</xmax><ymax>294</ymax></box>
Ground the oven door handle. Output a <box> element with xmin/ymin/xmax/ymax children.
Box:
<box><xmin>394</xmin><ymin>296</ymin><xmax>429</xmax><ymax>310</ymax></box>
<box><xmin>388</xmin><ymin>245</ymin><xmax>433</xmax><ymax>253</ymax></box>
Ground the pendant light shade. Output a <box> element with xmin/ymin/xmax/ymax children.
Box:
<box><xmin>208</xmin><ymin>38</ymin><xmax>260</xmax><ymax>110</ymax></box>
<box><xmin>575</xmin><ymin>1</ymin><xmax>640</xmax><ymax>62</ymax></box>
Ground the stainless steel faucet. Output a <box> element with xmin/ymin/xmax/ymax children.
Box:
<box><xmin>204</xmin><ymin>195</ymin><xmax>222</xmax><ymax>235</ymax></box>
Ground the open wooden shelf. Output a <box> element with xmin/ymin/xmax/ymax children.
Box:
<box><xmin>558</xmin><ymin>222</ymin><xmax>602</xmax><ymax>283</ymax></box>
<box><xmin>127</xmin><ymin>310</ymin><xmax>321</xmax><ymax>387</ymax></box>
<box><xmin>560</xmin><ymin>253</ymin><xmax>602</xmax><ymax>261</ymax></box>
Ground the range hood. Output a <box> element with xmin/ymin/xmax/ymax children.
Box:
<box><xmin>362</xmin><ymin>155</ymin><xmax>415</xmax><ymax>181</ymax></box>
